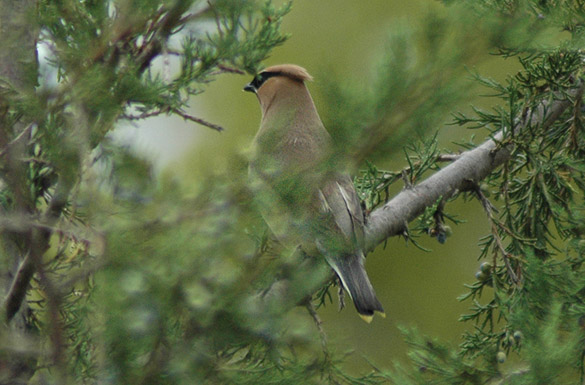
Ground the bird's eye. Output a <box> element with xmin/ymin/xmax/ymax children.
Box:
<box><xmin>252</xmin><ymin>74</ymin><xmax>265</xmax><ymax>89</ymax></box>
<box><xmin>252</xmin><ymin>71</ymin><xmax>280</xmax><ymax>90</ymax></box>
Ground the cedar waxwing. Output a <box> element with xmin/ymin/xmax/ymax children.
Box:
<box><xmin>244</xmin><ymin>64</ymin><xmax>385</xmax><ymax>323</ymax></box>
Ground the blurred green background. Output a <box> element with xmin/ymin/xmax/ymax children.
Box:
<box><xmin>121</xmin><ymin>0</ymin><xmax>523</xmax><ymax>373</ymax></box>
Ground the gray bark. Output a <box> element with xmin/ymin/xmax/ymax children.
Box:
<box><xmin>364</xmin><ymin>83</ymin><xmax>585</xmax><ymax>252</ymax></box>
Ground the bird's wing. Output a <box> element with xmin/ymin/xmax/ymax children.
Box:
<box><xmin>316</xmin><ymin>174</ymin><xmax>366</xmax><ymax>253</ymax></box>
<box><xmin>316</xmin><ymin>175</ymin><xmax>384</xmax><ymax>321</ymax></box>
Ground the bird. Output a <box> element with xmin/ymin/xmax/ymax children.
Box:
<box><xmin>244</xmin><ymin>64</ymin><xmax>385</xmax><ymax>323</ymax></box>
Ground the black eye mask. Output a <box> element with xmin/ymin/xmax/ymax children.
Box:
<box><xmin>243</xmin><ymin>71</ymin><xmax>281</xmax><ymax>93</ymax></box>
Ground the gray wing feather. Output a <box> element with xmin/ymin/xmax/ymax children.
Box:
<box><xmin>316</xmin><ymin>174</ymin><xmax>365</xmax><ymax>251</ymax></box>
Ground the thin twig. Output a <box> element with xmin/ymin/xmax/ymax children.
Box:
<box><xmin>209</xmin><ymin>64</ymin><xmax>246</xmax><ymax>76</ymax></box>
<box><xmin>173</xmin><ymin>108</ymin><xmax>225</xmax><ymax>131</ymax></box>
<box><xmin>401</xmin><ymin>169</ymin><xmax>412</xmax><ymax>189</ymax></box>
<box><xmin>136</xmin><ymin>1</ymin><xmax>190</xmax><ymax>74</ymax></box>
<box><xmin>177</xmin><ymin>4</ymin><xmax>212</xmax><ymax>25</ymax></box>
<box><xmin>144</xmin><ymin>6</ymin><xmax>166</xmax><ymax>38</ymax></box>
<box><xmin>305</xmin><ymin>301</ymin><xmax>330</xmax><ymax>362</ymax></box>
<box><xmin>208</xmin><ymin>0</ymin><xmax>224</xmax><ymax>39</ymax></box>
<box><xmin>120</xmin><ymin>109</ymin><xmax>165</xmax><ymax>120</ymax></box>
<box><xmin>121</xmin><ymin>107</ymin><xmax>225</xmax><ymax>131</ymax></box>
<box><xmin>475</xmin><ymin>186</ymin><xmax>519</xmax><ymax>284</ymax></box>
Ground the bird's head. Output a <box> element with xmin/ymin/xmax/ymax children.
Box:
<box><xmin>244</xmin><ymin>64</ymin><xmax>313</xmax><ymax>115</ymax></box>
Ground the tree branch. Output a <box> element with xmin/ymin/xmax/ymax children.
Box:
<box><xmin>4</xmin><ymin>175</ymin><xmax>76</xmax><ymax>321</ymax></box>
<box><xmin>0</xmin><ymin>0</ymin><xmax>40</xmax><ymax>382</ymax></box>
<box><xmin>364</xmin><ymin>82</ymin><xmax>585</xmax><ymax>253</ymax></box>
<box><xmin>4</xmin><ymin>253</ymin><xmax>35</xmax><ymax>322</ymax></box>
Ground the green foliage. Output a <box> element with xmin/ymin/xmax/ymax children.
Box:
<box><xmin>376</xmin><ymin>1</ymin><xmax>585</xmax><ymax>384</ymax></box>
<box><xmin>319</xmin><ymin>1</ymin><xmax>551</xmax><ymax>168</ymax></box>
<box><xmin>77</xmin><ymin>158</ymin><xmax>364</xmax><ymax>384</ymax></box>
<box><xmin>0</xmin><ymin>0</ymin><xmax>299</xmax><ymax>383</ymax></box>
<box><xmin>336</xmin><ymin>0</ymin><xmax>585</xmax><ymax>383</ymax></box>
<box><xmin>450</xmin><ymin>39</ymin><xmax>585</xmax><ymax>385</ymax></box>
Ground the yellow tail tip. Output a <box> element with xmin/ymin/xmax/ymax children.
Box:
<box><xmin>358</xmin><ymin>311</ymin><xmax>386</xmax><ymax>323</ymax></box>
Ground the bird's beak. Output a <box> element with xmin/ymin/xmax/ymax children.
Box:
<box><xmin>243</xmin><ymin>83</ymin><xmax>256</xmax><ymax>93</ymax></box>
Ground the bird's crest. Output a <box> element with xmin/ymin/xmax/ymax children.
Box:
<box><xmin>262</xmin><ymin>64</ymin><xmax>313</xmax><ymax>82</ymax></box>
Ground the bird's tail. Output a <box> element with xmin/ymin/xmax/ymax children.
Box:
<box><xmin>326</xmin><ymin>254</ymin><xmax>385</xmax><ymax>323</ymax></box>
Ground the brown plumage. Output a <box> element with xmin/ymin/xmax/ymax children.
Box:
<box><xmin>245</xmin><ymin>64</ymin><xmax>385</xmax><ymax>322</ymax></box>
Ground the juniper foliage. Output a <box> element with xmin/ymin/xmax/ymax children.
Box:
<box><xmin>344</xmin><ymin>1</ymin><xmax>585</xmax><ymax>383</ymax></box>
